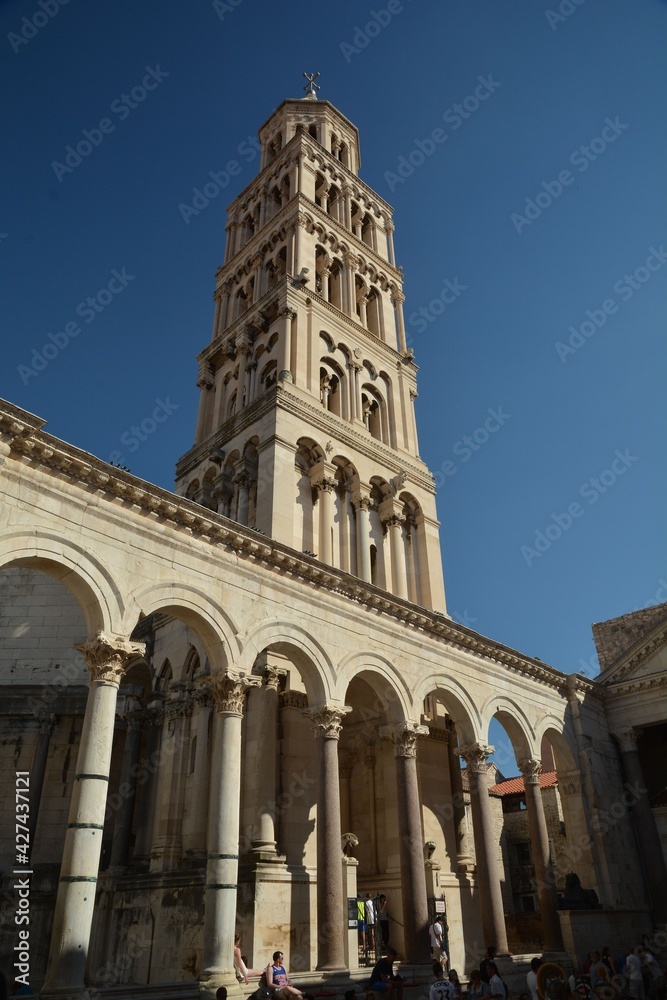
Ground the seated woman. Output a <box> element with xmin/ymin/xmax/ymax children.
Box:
<box><xmin>234</xmin><ymin>934</ymin><xmax>263</xmax><ymax>985</ymax></box>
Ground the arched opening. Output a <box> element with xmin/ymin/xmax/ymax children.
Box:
<box><xmin>367</xmin><ymin>288</ymin><xmax>382</xmax><ymax>338</ymax></box>
<box><xmin>295</xmin><ymin>437</ymin><xmax>325</xmax><ymax>555</ymax></box>
<box><xmin>329</xmin><ymin>259</ymin><xmax>343</xmax><ymax>311</ymax></box>
<box><xmin>361</xmin><ymin>213</ymin><xmax>375</xmax><ymax>249</ymax></box>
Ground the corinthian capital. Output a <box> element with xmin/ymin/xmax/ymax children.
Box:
<box><xmin>518</xmin><ymin>757</ymin><xmax>542</xmax><ymax>784</ymax></box>
<box><xmin>305</xmin><ymin>703</ymin><xmax>352</xmax><ymax>739</ymax></box>
<box><xmin>613</xmin><ymin>728</ymin><xmax>639</xmax><ymax>753</ymax></box>
<box><xmin>75</xmin><ymin>632</ymin><xmax>145</xmax><ymax>687</ymax></box>
<box><xmin>207</xmin><ymin>670</ymin><xmax>261</xmax><ymax>715</ymax></box>
<box><xmin>458</xmin><ymin>741</ymin><xmax>495</xmax><ymax>774</ymax></box>
<box><xmin>380</xmin><ymin>721</ymin><xmax>428</xmax><ymax>758</ymax></box>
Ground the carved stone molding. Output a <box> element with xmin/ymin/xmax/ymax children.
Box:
<box><xmin>427</xmin><ymin>725</ymin><xmax>449</xmax><ymax>744</ymax></box>
<box><xmin>75</xmin><ymin>632</ymin><xmax>146</xmax><ymax>687</ymax></box>
<box><xmin>279</xmin><ymin>690</ymin><xmax>308</xmax><ymax>711</ymax></box>
<box><xmin>380</xmin><ymin>721</ymin><xmax>428</xmax><ymax>758</ymax></box>
<box><xmin>312</xmin><ymin>476</ymin><xmax>337</xmax><ymax>495</ymax></box>
<box><xmin>207</xmin><ymin>670</ymin><xmax>261</xmax><ymax>715</ymax></box>
<box><xmin>458</xmin><ymin>741</ymin><xmax>495</xmax><ymax>774</ymax></box>
<box><xmin>305</xmin><ymin>703</ymin><xmax>352</xmax><ymax>740</ymax></box>
<box><xmin>193</xmin><ymin>684</ymin><xmax>213</xmax><ymax>708</ymax></box>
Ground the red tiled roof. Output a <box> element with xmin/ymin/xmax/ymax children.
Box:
<box><xmin>490</xmin><ymin>771</ymin><xmax>558</xmax><ymax>795</ymax></box>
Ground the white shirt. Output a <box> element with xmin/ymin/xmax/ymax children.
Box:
<box><xmin>430</xmin><ymin>979</ymin><xmax>456</xmax><ymax>1000</ymax></box>
<box><xmin>527</xmin><ymin>970</ymin><xmax>539</xmax><ymax>1000</ymax></box>
<box><xmin>429</xmin><ymin>922</ymin><xmax>444</xmax><ymax>948</ymax></box>
<box><xmin>365</xmin><ymin>899</ymin><xmax>375</xmax><ymax>923</ymax></box>
<box><xmin>626</xmin><ymin>955</ymin><xmax>643</xmax><ymax>982</ymax></box>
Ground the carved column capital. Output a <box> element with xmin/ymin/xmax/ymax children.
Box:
<box><xmin>351</xmin><ymin>493</ymin><xmax>371</xmax><ymax>513</ymax></box>
<box><xmin>382</xmin><ymin>513</ymin><xmax>405</xmax><ymax>530</ymax></box>
<box><xmin>36</xmin><ymin>714</ymin><xmax>57</xmax><ymax>736</ymax></box>
<box><xmin>207</xmin><ymin>670</ymin><xmax>261</xmax><ymax>715</ymax></box>
<box><xmin>339</xmin><ymin>756</ymin><xmax>354</xmax><ymax>780</ymax></box>
<box><xmin>279</xmin><ymin>690</ymin><xmax>309</xmax><ymax>711</ymax></box>
<box><xmin>305</xmin><ymin>703</ymin><xmax>352</xmax><ymax>740</ymax></box>
<box><xmin>391</xmin><ymin>290</ymin><xmax>405</xmax><ymax>306</ymax></box>
<box><xmin>613</xmin><ymin>728</ymin><xmax>639</xmax><ymax>753</ymax></box>
<box><xmin>312</xmin><ymin>474</ymin><xmax>337</xmax><ymax>495</ymax></box>
<box><xmin>123</xmin><ymin>711</ymin><xmax>144</xmax><ymax>734</ymax></box>
<box><xmin>280</xmin><ymin>306</ymin><xmax>297</xmax><ymax>321</ymax></box>
<box><xmin>518</xmin><ymin>757</ymin><xmax>542</xmax><ymax>784</ymax></box>
<box><xmin>263</xmin><ymin>665</ymin><xmax>287</xmax><ymax>691</ymax></box>
<box><xmin>75</xmin><ymin>632</ymin><xmax>145</xmax><ymax>687</ymax></box>
<box><xmin>380</xmin><ymin>721</ymin><xmax>428</xmax><ymax>758</ymax></box>
<box><xmin>193</xmin><ymin>684</ymin><xmax>213</xmax><ymax>708</ymax></box>
<box><xmin>458</xmin><ymin>741</ymin><xmax>495</xmax><ymax>773</ymax></box>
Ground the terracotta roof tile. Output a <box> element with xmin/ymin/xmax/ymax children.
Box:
<box><xmin>490</xmin><ymin>771</ymin><xmax>558</xmax><ymax>795</ymax></box>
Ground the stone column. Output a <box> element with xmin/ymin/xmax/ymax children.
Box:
<box><xmin>195</xmin><ymin>364</ymin><xmax>215</xmax><ymax>444</ymax></box>
<box><xmin>385</xmin><ymin>220</ymin><xmax>396</xmax><ymax>267</ymax></box>
<box><xmin>109</xmin><ymin>707</ymin><xmax>143</xmax><ymax>870</ymax></box>
<box><xmin>358</xmin><ymin>292</ymin><xmax>368</xmax><ymax>328</ymax></box>
<box><xmin>237</xmin><ymin>335</ymin><xmax>251</xmax><ymax>408</ymax></box>
<box><xmin>613</xmin><ymin>728</ymin><xmax>667</xmax><ymax>921</ymax></box>
<box><xmin>132</xmin><ymin>700</ymin><xmax>163</xmax><ymax>866</ymax></box>
<box><xmin>385</xmin><ymin>515</ymin><xmax>408</xmax><ymax>600</ymax></box>
<box><xmin>182</xmin><ymin>685</ymin><xmax>213</xmax><ymax>859</ymax></box>
<box><xmin>366</xmin><ymin>746</ymin><xmax>379</xmax><ymax>874</ymax></box>
<box><xmin>459</xmin><ymin>742</ymin><xmax>509</xmax><ymax>954</ymax></box>
<box><xmin>392</xmin><ymin>290</ymin><xmax>407</xmax><ymax>353</ymax></box>
<box><xmin>352</xmin><ymin>494</ymin><xmax>372</xmax><ymax>583</ymax></box>
<box><xmin>43</xmin><ymin>632</ymin><xmax>144</xmax><ymax>997</ymax></box>
<box><xmin>518</xmin><ymin>757</ymin><xmax>564</xmax><ymax>952</ymax></box>
<box><xmin>211</xmin><ymin>295</ymin><xmax>222</xmax><ymax>339</ymax></box>
<box><xmin>340</xmin><ymin>757</ymin><xmax>353</xmax><ymax>835</ymax></box>
<box><xmin>201</xmin><ymin>670</ymin><xmax>261</xmax><ymax>993</ymax></box>
<box><xmin>343</xmin><ymin>251</ymin><xmax>357</xmax><ymax>316</ymax></box>
<box><xmin>28</xmin><ymin>714</ymin><xmax>57</xmax><ymax>858</ymax></box>
<box><xmin>151</xmin><ymin>687</ymin><xmax>192</xmax><ymax>870</ymax></box>
<box><xmin>251</xmin><ymin>664</ymin><xmax>287</xmax><ymax>857</ymax></box>
<box><xmin>321</xmin><ymin>265</ymin><xmax>331</xmax><ymax>303</ymax></box>
<box><xmin>279</xmin><ymin>307</ymin><xmax>296</xmax><ymax>382</ymax></box>
<box><xmin>381</xmin><ymin>721</ymin><xmax>431</xmax><ymax>964</ymax></box>
<box><xmin>445</xmin><ymin>720</ymin><xmax>473</xmax><ymax>871</ymax></box>
<box><xmin>306</xmin><ymin>703</ymin><xmax>351</xmax><ymax>972</ymax></box>
<box><xmin>234</xmin><ymin>471</ymin><xmax>251</xmax><ymax>525</ymax></box>
<box><xmin>313</xmin><ymin>474</ymin><xmax>336</xmax><ymax>565</ymax></box>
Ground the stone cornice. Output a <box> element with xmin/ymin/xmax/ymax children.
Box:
<box><xmin>597</xmin><ymin>618</ymin><xmax>667</xmax><ymax>687</ymax></box>
<box><xmin>603</xmin><ymin>669</ymin><xmax>667</xmax><ymax>699</ymax></box>
<box><xmin>0</xmin><ymin>398</ymin><xmax>595</xmax><ymax>700</ymax></box>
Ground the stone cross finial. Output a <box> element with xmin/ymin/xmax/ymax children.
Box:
<box><xmin>303</xmin><ymin>71</ymin><xmax>320</xmax><ymax>96</ymax></box>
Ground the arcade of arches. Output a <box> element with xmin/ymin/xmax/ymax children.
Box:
<box><xmin>1</xmin><ymin>86</ymin><xmax>666</xmax><ymax>1000</ymax></box>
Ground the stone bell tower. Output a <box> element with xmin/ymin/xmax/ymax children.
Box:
<box><xmin>175</xmin><ymin>79</ymin><xmax>447</xmax><ymax>612</ymax></box>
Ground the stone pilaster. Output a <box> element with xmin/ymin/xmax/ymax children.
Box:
<box><xmin>109</xmin><ymin>707</ymin><xmax>143</xmax><ymax>870</ymax></box>
<box><xmin>306</xmin><ymin>703</ymin><xmax>352</xmax><ymax>972</ymax></box>
<box><xmin>518</xmin><ymin>757</ymin><xmax>563</xmax><ymax>951</ymax></box>
<box><xmin>201</xmin><ymin>670</ymin><xmax>261</xmax><ymax>993</ymax></box>
<box><xmin>613</xmin><ymin>728</ymin><xmax>667</xmax><ymax>921</ymax></box>
<box><xmin>182</xmin><ymin>685</ymin><xmax>213</xmax><ymax>859</ymax></box>
<box><xmin>381</xmin><ymin>721</ymin><xmax>431</xmax><ymax>964</ymax></box>
<box><xmin>251</xmin><ymin>663</ymin><xmax>287</xmax><ymax>856</ymax></box>
<box><xmin>43</xmin><ymin>632</ymin><xmax>144</xmax><ymax>998</ymax></box>
<box><xmin>458</xmin><ymin>741</ymin><xmax>509</xmax><ymax>954</ymax></box>
<box><xmin>28</xmin><ymin>713</ymin><xmax>57</xmax><ymax>859</ymax></box>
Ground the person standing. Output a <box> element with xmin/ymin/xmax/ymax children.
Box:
<box><xmin>626</xmin><ymin>947</ymin><xmax>646</xmax><ymax>1000</ymax></box>
<box><xmin>429</xmin><ymin>916</ymin><xmax>448</xmax><ymax>971</ymax></box>
<box><xmin>366</xmin><ymin>893</ymin><xmax>376</xmax><ymax>953</ymax></box>
<box><xmin>487</xmin><ymin>962</ymin><xmax>507</xmax><ymax>999</ymax></box>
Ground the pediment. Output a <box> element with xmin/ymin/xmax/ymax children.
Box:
<box><xmin>597</xmin><ymin>615</ymin><xmax>667</xmax><ymax>686</ymax></box>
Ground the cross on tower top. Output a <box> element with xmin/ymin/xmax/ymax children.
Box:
<box><xmin>303</xmin><ymin>71</ymin><xmax>320</xmax><ymax>98</ymax></box>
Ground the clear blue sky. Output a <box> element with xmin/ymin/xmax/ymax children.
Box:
<box><xmin>1</xmin><ymin>0</ymin><xmax>665</xmax><ymax>764</ymax></box>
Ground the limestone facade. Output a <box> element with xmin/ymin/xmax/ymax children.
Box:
<box><xmin>0</xmin><ymin>90</ymin><xmax>664</xmax><ymax>997</ymax></box>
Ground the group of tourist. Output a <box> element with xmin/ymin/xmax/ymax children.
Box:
<box><xmin>358</xmin><ymin>892</ymin><xmax>392</xmax><ymax>955</ymax></box>
<box><xmin>522</xmin><ymin>942</ymin><xmax>666</xmax><ymax>1000</ymax></box>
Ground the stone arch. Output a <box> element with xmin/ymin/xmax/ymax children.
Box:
<box><xmin>237</xmin><ymin>621</ymin><xmax>333</xmax><ymax>705</ymax></box>
<box><xmin>0</xmin><ymin>529</ymin><xmax>124</xmax><ymax>635</ymax></box>
<box><xmin>412</xmin><ymin>674</ymin><xmax>480</xmax><ymax>746</ymax></box>
<box><xmin>481</xmin><ymin>694</ymin><xmax>537</xmax><ymax>762</ymax></box>
<box><xmin>337</xmin><ymin>652</ymin><xmax>412</xmax><ymax>723</ymax></box>
<box><xmin>127</xmin><ymin>581</ymin><xmax>239</xmax><ymax>675</ymax></box>
<box><xmin>536</xmin><ymin>716</ymin><xmax>578</xmax><ymax>774</ymax></box>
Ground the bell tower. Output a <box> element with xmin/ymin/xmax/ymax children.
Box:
<box><xmin>175</xmin><ymin>82</ymin><xmax>447</xmax><ymax>612</ymax></box>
